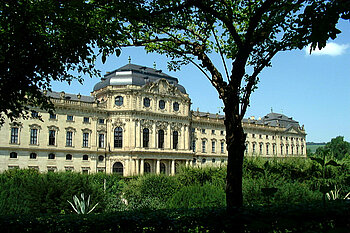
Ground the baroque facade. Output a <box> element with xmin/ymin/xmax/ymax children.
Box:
<box><xmin>0</xmin><ymin>64</ymin><xmax>307</xmax><ymax>175</ymax></box>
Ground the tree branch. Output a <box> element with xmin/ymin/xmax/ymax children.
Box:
<box><xmin>212</xmin><ymin>28</ymin><xmax>230</xmax><ymax>82</ymax></box>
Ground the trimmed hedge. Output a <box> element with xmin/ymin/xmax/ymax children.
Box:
<box><xmin>0</xmin><ymin>202</ymin><xmax>349</xmax><ymax>232</ymax></box>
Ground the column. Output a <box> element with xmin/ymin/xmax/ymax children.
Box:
<box><xmin>185</xmin><ymin>160</ymin><xmax>189</xmax><ymax>167</ymax></box>
<box><xmin>171</xmin><ymin>159</ymin><xmax>175</xmax><ymax>176</ymax></box>
<box><xmin>135</xmin><ymin>159</ymin><xmax>140</xmax><ymax>175</ymax></box>
<box><xmin>140</xmin><ymin>159</ymin><xmax>144</xmax><ymax>175</ymax></box>
<box><xmin>156</xmin><ymin>159</ymin><xmax>160</xmax><ymax>174</ymax></box>
<box><xmin>182</xmin><ymin>126</ymin><xmax>186</xmax><ymax>150</ymax></box>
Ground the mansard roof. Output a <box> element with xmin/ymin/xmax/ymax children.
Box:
<box><xmin>193</xmin><ymin>110</ymin><xmax>302</xmax><ymax>129</ymax></box>
<box><xmin>262</xmin><ymin>112</ymin><xmax>300</xmax><ymax>128</ymax></box>
<box><xmin>45</xmin><ymin>91</ymin><xmax>94</xmax><ymax>103</ymax></box>
<box><xmin>93</xmin><ymin>63</ymin><xmax>186</xmax><ymax>93</ymax></box>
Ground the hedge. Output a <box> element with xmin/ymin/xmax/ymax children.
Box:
<box><xmin>0</xmin><ymin>201</ymin><xmax>349</xmax><ymax>233</ymax></box>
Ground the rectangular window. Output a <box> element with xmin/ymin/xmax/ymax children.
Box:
<box><xmin>66</xmin><ymin>131</ymin><xmax>73</xmax><ymax>147</ymax></box>
<box><xmin>212</xmin><ymin>141</ymin><xmax>216</xmax><ymax>153</ymax></box>
<box><xmin>30</xmin><ymin>129</ymin><xmax>38</xmax><ymax>145</ymax></box>
<box><xmin>49</xmin><ymin>113</ymin><xmax>56</xmax><ymax>120</ymax></box>
<box><xmin>67</xmin><ymin>115</ymin><xmax>73</xmax><ymax>121</ymax></box>
<box><xmin>259</xmin><ymin>134</ymin><xmax>262</xmax><ymax>139</ymax></box>
<box><xmin>221</xmin><ymin>142</ymin><xmax>224</xmax><ymax>153</ymax></box>
<box><xmin>192</xmin><ymin>140</ymin><xmax>196</xmax><ymax>152</ymax></box>
<box><xmin>201</xmin><ymin>129</ymin><xmax>206</xmax><ymax>134</ymax></box>
<box><xmin>98</xmin><ymin>118</ymin><xmax>105</xmax><ymax>124</ymax></box>
<box><xmin>202</xmin><ymin>140</ymin><xmax>206</xmax><ymax>153</ymax></box>
<box><xmin>211</xmin><ymin>129</ymin><xmax>215</xmax><ymax>135</ymax></box>
<box><xmin>253</xmin><ymin>144</ymin><xmax>256</xmax><ymax>153</ymax></box>
<box><xmin>266</xmin><ymin>144</ymin><xmax>269</xmax><ymax>155</ymax></box>
<box><xmin>220</xmin><ymin>130</ymin><xmax>224</xmax><ymax>136</ymax></box>
<box><xmin>49</xmin><ymin>130</ymin><xmax>55</xmax><ymax>145</ymax></box>
<box><xmin>83</xmin><ymin>133</ymin><xmax>89</xmax><ymax>147</ymax></box>
<box><xmin>10</xmin><ymin>127</ymin><xmax>19</xmax><ymax>144</ymax></box>
<box><xmin>252</xmin><ymin>134</ymin><xmax>255</xmax><ymax>138</ymax></box>
<box><xmin>98</xmin><ymin>134</ymin><xmax>105</xmax><ymax>148</ymax></box>
<box><xmin>266</xmin><ymin>135</ymin><xmax>269</xmax><ymax>139</ymax></box>
<box><xmin>259</xmin><ymin>144</ymin><xmax>263</xmax><ymax>154</ymax></box>
<box><xmin>273</xmin><ymin>144</ymin><xmax>276</xmax><ymax>155</ymax></box>
<box><xmin>83</xmin><ymin>117</ymin><xmax>90</xmax><ymax>123</ymax></box>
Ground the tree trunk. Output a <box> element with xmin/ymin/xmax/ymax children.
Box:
<box><xmin>224</xmin><ymin>97</ymin><xmax>246</xmax><ymax>213</ymax></box>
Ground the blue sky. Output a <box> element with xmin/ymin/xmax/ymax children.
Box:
<box><xmin>51</xmin><ymin>20</ymin><xmax>350</xmax><ymax>143</ymax></box>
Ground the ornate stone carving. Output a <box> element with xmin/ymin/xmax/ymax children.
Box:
<box><xmin>170</xmin><ymin>122</ymin><xmax>182</xmax><ymax>135</ymax></box>
<box><xmin>112</xmin><ymin>119</ymin><xmax>126</xmax><ymax>128</ymax></box>
<box><xmin>156</xmin><ymin>121</ymin><xmax>168</xmax><ymax>130</ymax></box>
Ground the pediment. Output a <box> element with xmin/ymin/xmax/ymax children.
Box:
<box><xmin>142</xmin><ymin>79</ymin><xmax>184</xmax><ymax>98</ymax></box>
<box><xmin>284</xmin><ymin>126</ymin><xmax>304</xmax><ymax>135</ymax></box>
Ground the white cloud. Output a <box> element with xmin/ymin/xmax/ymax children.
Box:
<box><xmin>305</xmin><ymin>42</ymin><xmax>349</xmax><ymax>56</ymax></box>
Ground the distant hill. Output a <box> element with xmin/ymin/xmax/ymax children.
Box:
<box><xmin>306</xmin><ymin>142</ymin><xmax>326</xmax><ymax>153</ymax></box>
<box><xmin>306</xmin><ymin>142</ymin><xmax>326</xmax><ymax>145</ymax></box>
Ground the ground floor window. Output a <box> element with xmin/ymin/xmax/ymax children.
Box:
<box><xmin>113</xmin><ymin>162</ymin><xmax>123</xmax><ymax>175</ymax></box>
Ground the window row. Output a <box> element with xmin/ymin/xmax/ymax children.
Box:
<box><xmin>198</xmin><ymin>129</ymin><xmax>225</xmax><ymax>136</ymax></box>
<box><xmin>10</xmin><ymin>127</ymin><xmax>106</xmax><ymax>148</ymax></box>
<box><xmin>9</xmin><ymin>152</ymin><xmax>94</xmax><ymax>160</ymax></box>
<box><xmin>115</xmin><ymin>96</ymin><xmax>180</xmax><ymax>112</ymax></box>
<box><xmin>191</xmin><ymin>140</ymin><xmax>225</xmax><ymax>154</ymax></box>
<box><xmin>192</xmin><ymin>158</ymin><xmax>226</xmax><ymax>164</ymax></box>
<box><xmin>249</xmin><ymin>143</ymin><xmax>304</xmax><ymax>155</ymax></box>
<box><xmin>143</xmin><ymin>129</ymin><xmax>179</xmax><ymax>149</ymax></box>
<box><xmin>31</xmin><ymin>111</ymin><xmax>105</xmax><ymax>124</ymax></box>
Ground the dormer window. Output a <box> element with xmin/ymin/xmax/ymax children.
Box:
<box><xmin>115</xmin><ymin>96</ymin><xmax>123</xmax><ymax>106</ymax></box>
<box><xmin>159</xmin><ymin>100</ymin><xmax>165</xmax><ymax>109</ymax></box>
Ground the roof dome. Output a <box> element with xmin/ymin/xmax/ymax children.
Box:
<box><xmin>93</xmin><ymin>64</ymin><xmax>186</xmax><ymax>94</ymax></box>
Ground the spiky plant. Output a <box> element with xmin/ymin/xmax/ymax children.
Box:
<box><xmin>67</xmin><ymin>193</ymin><xmax>99</xmax><ymax>214</ymax></box>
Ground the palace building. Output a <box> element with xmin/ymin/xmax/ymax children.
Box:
<box><xmin>0</xmin><ymin>64</ymin><xmax>307</xmax><ymax>175</ymax></box>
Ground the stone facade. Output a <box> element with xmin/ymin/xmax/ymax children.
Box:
<box><xmin>0</xmin><ymin>64</ymin><xmax>306</xmax><ymax>175</ymax></box>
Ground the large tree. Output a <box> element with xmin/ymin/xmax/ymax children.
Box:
<box><xmin>114</xmin><ymin>0</ymin><xmax>349</xmax><ymax>211</ymax></box>
<box><xmin>0</xmin><ymin>0</ymin><xmax>141</xmax><ymax>124</ymax></box>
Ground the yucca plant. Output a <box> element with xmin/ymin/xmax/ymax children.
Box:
<box><xmin>326</xmin><ymin>186</ymin><xmax>350</xmax><ymax>201</ymax></box>
<box><xmin>67</xmin><ymin>193</ymin><xmax>99</xmax><ymax>214</ymax></box>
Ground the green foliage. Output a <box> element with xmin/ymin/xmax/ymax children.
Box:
<box><xmin>67</xmin><ymin>193</ymin><xmax>99</xmax><ymax>214</ymax></box>
<box><xmin>122</xmin><ymin>174</ymin><xmax>179</xmax><ymax>210</ymax></box>
<box><xmin>176</xmin><ymin>165</ymin><xmax>226</xmax><ymax>188</ymax></box>
<box><xmin>315</xmin><ymin>136</ymin><xmax>350</xmax><ymax>160</ymax></box>
<box><xmin>168</xmin><ymin>183</ymin><xmax>226</xmax><ymax>209</ymax></box>
<box><xmin>0</xmin><ymin>170</ymin><xmax>107</xmax><ymax>214</ymax></box>
<box><xmin>0</xmin><ymin>202</ymin><xmax>349</xmax><ymax>233</ymax></box>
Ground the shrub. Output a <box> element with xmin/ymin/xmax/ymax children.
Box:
<box><xmin>168</xmin><ymin>183</ymin><xmax>226</xmax><ymax>209</ymax></box>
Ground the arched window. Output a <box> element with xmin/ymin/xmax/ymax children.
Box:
<box><xmin>30</xmin><ymin>153</ymin><xmax>37</xmax><ymax>159</ymax></box>
<box><xmin>115</xmin><ymin>96</ymin><xmax>123</xmax><ymax>106</ymax></box>
<box><xmin>173</xmin><ymin>131</ymin><xmax>178</xmax><ymax>149</ymax></box>
<box><xmin>83</xmin><ymin>154</ymin><xmax>89</xmax><ymax>160</ymax></box>
<box><xmin>98</xmin><ymin>155</ymin><xmax>104</xmax><ymax>162</ymax></box>
<box><xmin>114</xmin><ymin>127</ymin><xmax>123</xmax><ymax>148</ymax></box>
<box><xmin>158</xmin><ymin>129</ymin><xmax>164</xmax><ymax>148</ymax></box>
<box><xmin>10</xmin><ymin>152</ymin><xmax>17</xmax><ymax>158</ymax></box>
<box><xmin>48</xmin><ymin>153</ymin><xmax>55</xmax><ymax>159</ymax></box>
<box><xmin>173</xmin><ymin>102</ymin><xmax>179</xmax><ymax>111</ymax></box>
<box><xmin>160</xmin><ymin>162</ymin><xmax>166</xmax><ymax>174</ymax></box>
<box><xmin>159</xmin><ymin>100</ymin><xmax>165</xmax><ymax>109</ymax></box>
<box><xmin>143</xmin><ymin>97</ymin><xmax>150</xmax><ymax>107</ymax></box>
<box><xmin>66</xmin><ymin>154</ymin><xmax>72</xmax><ymax>160</ymax></box>
<box><xmin>112</xmin><ymin>162</ymin><xmax>123</xmax><ymax>175</ymax></box>
<box><xmin>144</xmin><ymin>162</ymin><xmax>151</xmax><ymax>173</ymax></box>
<box><xmin>143</xmin><ymin>128</ymin><xmax>149</xmax><ymax>148</ymax></box>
